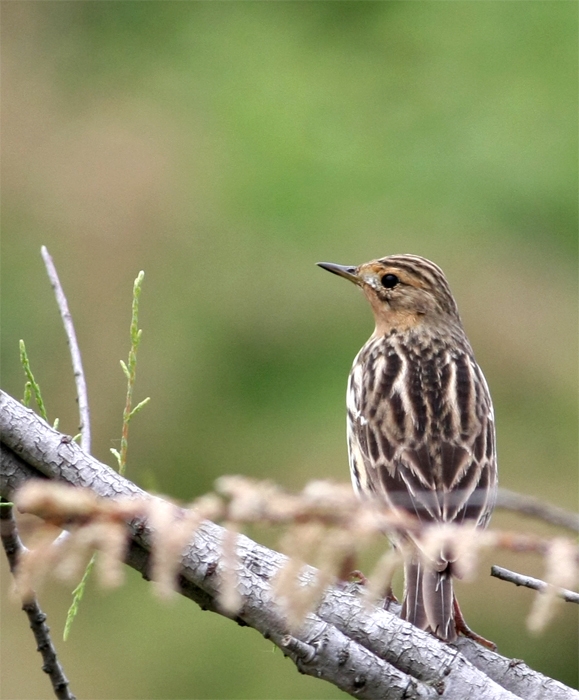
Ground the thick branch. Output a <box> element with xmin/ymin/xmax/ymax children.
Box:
<box><xmin>1</xmin><ymin>389</ymin><xmax>577</xmax><ymax>700</ymax></box>
<box><xmin>0</xmin><ymin>446</ymin><xmax>440</xmax><ymax>700</ymax></box>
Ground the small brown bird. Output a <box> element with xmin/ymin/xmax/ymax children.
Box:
<box><xmin>318</xmin><ymin>254</ymin><xmax>497</xmax><ymax>645</ymax></box>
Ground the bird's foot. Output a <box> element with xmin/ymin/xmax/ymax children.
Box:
<box><xmin>454</xmin><ymin>598</ymin><xmax>497</xmax><ymax>651</ymax></box>
<box><xmin>348</xmin><ymin>569</ymin><xmax>369</xmax><ymax>585</ymax></box>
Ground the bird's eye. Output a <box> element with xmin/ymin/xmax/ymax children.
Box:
<box><xmin>381</xmin><ymin>273</ymin><xmax>399</xmax><ymax>289</ymax></box>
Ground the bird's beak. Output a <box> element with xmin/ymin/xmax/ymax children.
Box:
<box><xmin>316</xmin><ymin>262</ymin><xmax>361</xmax><ymax>285</ymax></box>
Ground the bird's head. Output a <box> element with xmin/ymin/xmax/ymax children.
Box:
<box><xmin>317</xmin><ymin>254</ymin><xmax>462</xmax><ymax>335</ymax></box>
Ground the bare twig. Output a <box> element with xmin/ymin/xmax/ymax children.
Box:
<box><xmin>496</xmin><ymin>488</ymin><xmax>579</xmax><ymax>533</ymax></box>
<box><xmin>0</xmin><ymin>500</ymin><xmax>76</xmax><ymax>700</ymax></box>
<box><xmin>491</xmin><ymin>565</ymin><xmax>579</xmax><ymax>604</ymax></box>
<box><xmin>40</xmin><ymin>247</ymin><xmax>91</xmax><ymax>453</ymax></box>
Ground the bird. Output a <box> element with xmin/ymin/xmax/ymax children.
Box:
<box><xmin>317</xmin><ymin>254</ymin><xmax>498</xmax><ymax>646</ymax></box>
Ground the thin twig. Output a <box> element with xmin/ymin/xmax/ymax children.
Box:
<box><xmin>496</xmin><ymin>488</ymin><xmax>579</xmax><ymax>532</ymax></box>
<box><xmin>491</xmin><ymin>565</ymin><xmax>579</xmax><ymax>603</ymax></box>
<box><xmin>0</xmin><ymin>500</ymin><xmax>76</xmax><ymax>700</ymax></box>
<box><xmin>41</xmin><ymin>246</ymin><xmax>93</xmax><ymax>633</ymax></box>
<box><xmin>41</xmin><ymin>246</ymin><xmax>91</xmax><ymax>453</ymax></box>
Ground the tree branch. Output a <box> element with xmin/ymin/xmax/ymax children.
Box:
<box><xmin>496</xmin><ymin>489</ymin><xmax>579</xmax><ymax>533</ymax></box>
<box><xmin>40</xmin><ymin>246</ymin><xmax>91</xmax><ymax>452</ymax></box>
<box><xmin>1</xmin><ymin>389</ymin><xmax>577</xmax><ymax>700</ymax></box>
<box><xmin>0</xmin><ymin>500</ymin><xmax>76</xmax><ymax>700</ymax></box>
<box><xmin>491</xmin><ymin>565</ymin><xmax>579</xmax><ymax>603</ymax></box>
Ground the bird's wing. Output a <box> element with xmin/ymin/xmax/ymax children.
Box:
<box><xmin>348</xmin><ymin>349</ymin><xmax>497</xmax><ymax>531</ymax></box>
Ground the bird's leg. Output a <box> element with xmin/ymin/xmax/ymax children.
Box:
<box><xmin>383</xmin><ymin>583</ymin><xmax>399</xmax><ymax>609</ymax></box>
<box><xmin>348</xmin><ymin>569</ymin><xmax>369</xmax><ymax>585</ymax></box>
<box><xmin>336</xmin><ymin>553</ymin><xmax>369</xmax><ymax>588</ymax></box>
<box><xmin>339</xmin><ymin>544</ymin><xmax>399</xmax><ymax>605</ymax></box>
<box><xmin>453</xmin><ymin>597</ymin><xmax>497</xmax><ymax>650</ymax></box>
<box><xmin>341</xmin><ymin>543</ymin><xmax>399</xmax><ymax>605</ymax></box>
<box><xmin>346</xmin><ymin>568</ymin><xmax>399</xmax><ymax>608</ymax></box>
<box><xmin>336</xmin><ymin>550</ymin><xmax>364</xmax><ymax>584</ymax></box>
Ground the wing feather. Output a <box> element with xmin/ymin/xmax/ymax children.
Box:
<box><xmin>347</xmin><ymin>339</ymin><xmax>498</xmax><ymax>539</ymax></box>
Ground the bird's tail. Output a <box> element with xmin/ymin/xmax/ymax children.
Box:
<box><xmin>401</xmin><ymin>558</ymin><xmax>456</xmax><ymax>642</ymax></box>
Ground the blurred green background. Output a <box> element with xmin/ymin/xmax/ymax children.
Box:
<box><xmin>1</xmin><ymin>2</ymin><xmax>577</xmax><ymax>697</ymax></box>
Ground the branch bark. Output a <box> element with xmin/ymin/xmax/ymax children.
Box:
<box><xmin>1</xmin><ymin>389</ymin><xmax>577</xmax><ymax>700</ymax></box>
<box><xmin>495</xmin><ymin>489</ymin><xmax>579</xmax><ymax>533</ymax></box>
<box><xmin>40</xmin><ymin>246</ymin><xmax>91</xmax><ymax>453</ymax></box>
<box><xmin>1</xmin><ymin>501</ymin><xmax>76</xmax><ymax>700</ymax></box>
<box><xmin>491</xmin><ymin>565</ymin><xmax>579</xmax><ymax>603</ymax></box>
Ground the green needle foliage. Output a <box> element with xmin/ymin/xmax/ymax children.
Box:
<box><xmin>110</xmin><ymin>270</ymin><xmax>150</xmax><ymax>476</ymax></box>
<box><xmin>65</xmin><ymin>271</ymin><xmax>150</xmax><ymax>640</ymax></box>
<box><xmin>19</xmin><ymin>340</ymin><xmax>48</xmax><ymax>422</ymax></box>
<box><xmin>63</xmin><ymin>554</ymin><xmax>96</xmax><ymax>642</ymax></box>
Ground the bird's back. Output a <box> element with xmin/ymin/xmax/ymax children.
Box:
<box><xmin>347</xmin><ymin>327</ymin><xmax>497</xmax><ymax>529</ymax></box>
